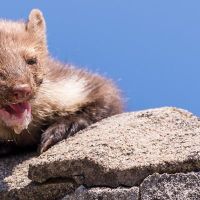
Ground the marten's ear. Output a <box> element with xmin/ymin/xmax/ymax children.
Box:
<box><xmin>27</xmin><ymin>9</ymin><xmax>46</xmax><ymax>36</ymax></box>
<box><xmin>26</xmin><ymin>9</ymin><xmax>47</xmax><ymax>55</ymax></box>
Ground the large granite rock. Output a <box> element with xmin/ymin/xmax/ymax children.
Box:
<box><xmin>63</xmin><ymin>185</ymin><xmax>139</xmax><ymax>200</ymax></box>
<box><xmin>1</xmin><ymin>107</ymin><xmax>200</xmax><ymax>199</ymax></box>
<box><xmin>140</xmin><ymin>172</ymin><xmax>200</xmax><ymax>200</ymax></box>
<box><xmin>28</xmin><ymin>107</ymin><xmax>200</xmax><ymax>187</ymax></box>
<box><xmin>0</xmin><ymin>153</ymin><xmax>75</xmax><ymax>200</ymax></box>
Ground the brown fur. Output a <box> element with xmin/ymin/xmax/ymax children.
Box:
<box><xmin>0</xmin><ymin>9</ymin><xmax>123</xmax><ymax>154</ymax></box>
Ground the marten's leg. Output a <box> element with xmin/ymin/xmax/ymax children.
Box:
<box><xmin>39</xmin><ymin>98</ymin><xmax>121</xmax><ymax>154</ymax></box>
<box><xmin>39</xmin><ymin>116</ymin><xmax>91</xmax><ymax>153</ymax></box>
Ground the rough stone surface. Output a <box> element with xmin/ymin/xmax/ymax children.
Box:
<box><xmin>1</xmin><ymin>107</ymin><xmax>200</xmax><ymax>199</ymax></box>
<box><xmin>0</xmin><ymin>153</ymin><xmax>75</xmax><ymax>200</ymax></box>
<box><xmin>28</xmin><ymin>107</ymin><xmax>200</xmax><ymax>187</ymax></box>
<box><xmin>140</xmin><ymin>172</ymin><xmax>200</xmax><ymax>200</ymax></box>
<box><xmin>63</xmin><ymin>185</ymin><xmax>139</xmax><ymax>200</ymax></box>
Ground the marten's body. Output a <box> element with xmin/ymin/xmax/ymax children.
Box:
<box><xmin>0</xmin><ymin>10</ymin><xmax>122</xmax><ymax>154</ymax></box>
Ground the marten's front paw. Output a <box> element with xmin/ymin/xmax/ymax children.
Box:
<box><xmin>38</xmin><ymin>123</ymin><xmax>68</xmax><ymax>154</ymax></box>
<box><xmin>38</xmin><ymin>118</ymin><xmax>89</xmax><ymax>154</ymax></box>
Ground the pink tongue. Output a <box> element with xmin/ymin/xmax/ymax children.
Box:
<box><xmin>9</xmin><ymin>102</ymin><xmax>29</xmax><ymax>114</ymax></box>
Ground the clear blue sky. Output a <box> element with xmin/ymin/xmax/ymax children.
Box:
<box><xmin>0</xmin><ymin>1</ymin><xmax>200</xmax><ymax>115</ymax></box>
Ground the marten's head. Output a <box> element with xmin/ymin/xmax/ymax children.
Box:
<box><xmin>0</xmin><ymin>9</ymin><xmax>47</xmax><ymax>134</ymax></box>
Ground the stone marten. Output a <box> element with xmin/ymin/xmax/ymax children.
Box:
<box><xmin>0</xmin><ymin>9</ymin><xmax>123</xmax><ymax>155</ymax></box>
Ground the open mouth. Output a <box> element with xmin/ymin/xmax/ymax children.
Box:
<box><xmin>0</xmin><ymin>102</ymin><xmax>32</xmax><ymax>134</ymax></box>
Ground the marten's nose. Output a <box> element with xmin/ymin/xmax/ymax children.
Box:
<box><xmin>13</xmin><ymin>84</ymin><xmax>32</xmax><ymax>100</ymax></box>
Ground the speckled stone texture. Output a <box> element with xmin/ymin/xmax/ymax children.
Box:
<box><xmin>28</xmin><ymin>107</ymin><xmax>200</xmax><ymax>187</ymax></box>
<box><xmin>140</xmin><ymin>172</ymin><xmax>200</xmax><ymax>200</ymax></box>
<box><xmin>0</xmin><ymin>153</ymin><xmax>75</xmax><ymax>200</ymax></box>
<box><xmin>1</xmin><ymin>107</ymin><xmax>200</xmax><ymax>199</ymax></box>
<box><xmin>62</xmin><ymin>185</ymin><xmax>139</xmax><ymax>200</ymax></box>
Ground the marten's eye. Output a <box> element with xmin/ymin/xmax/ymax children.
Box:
<box><xmin>26</xmin><ymin>57</ymin><xmax>37</xmax><ymax>65</ymax></box>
